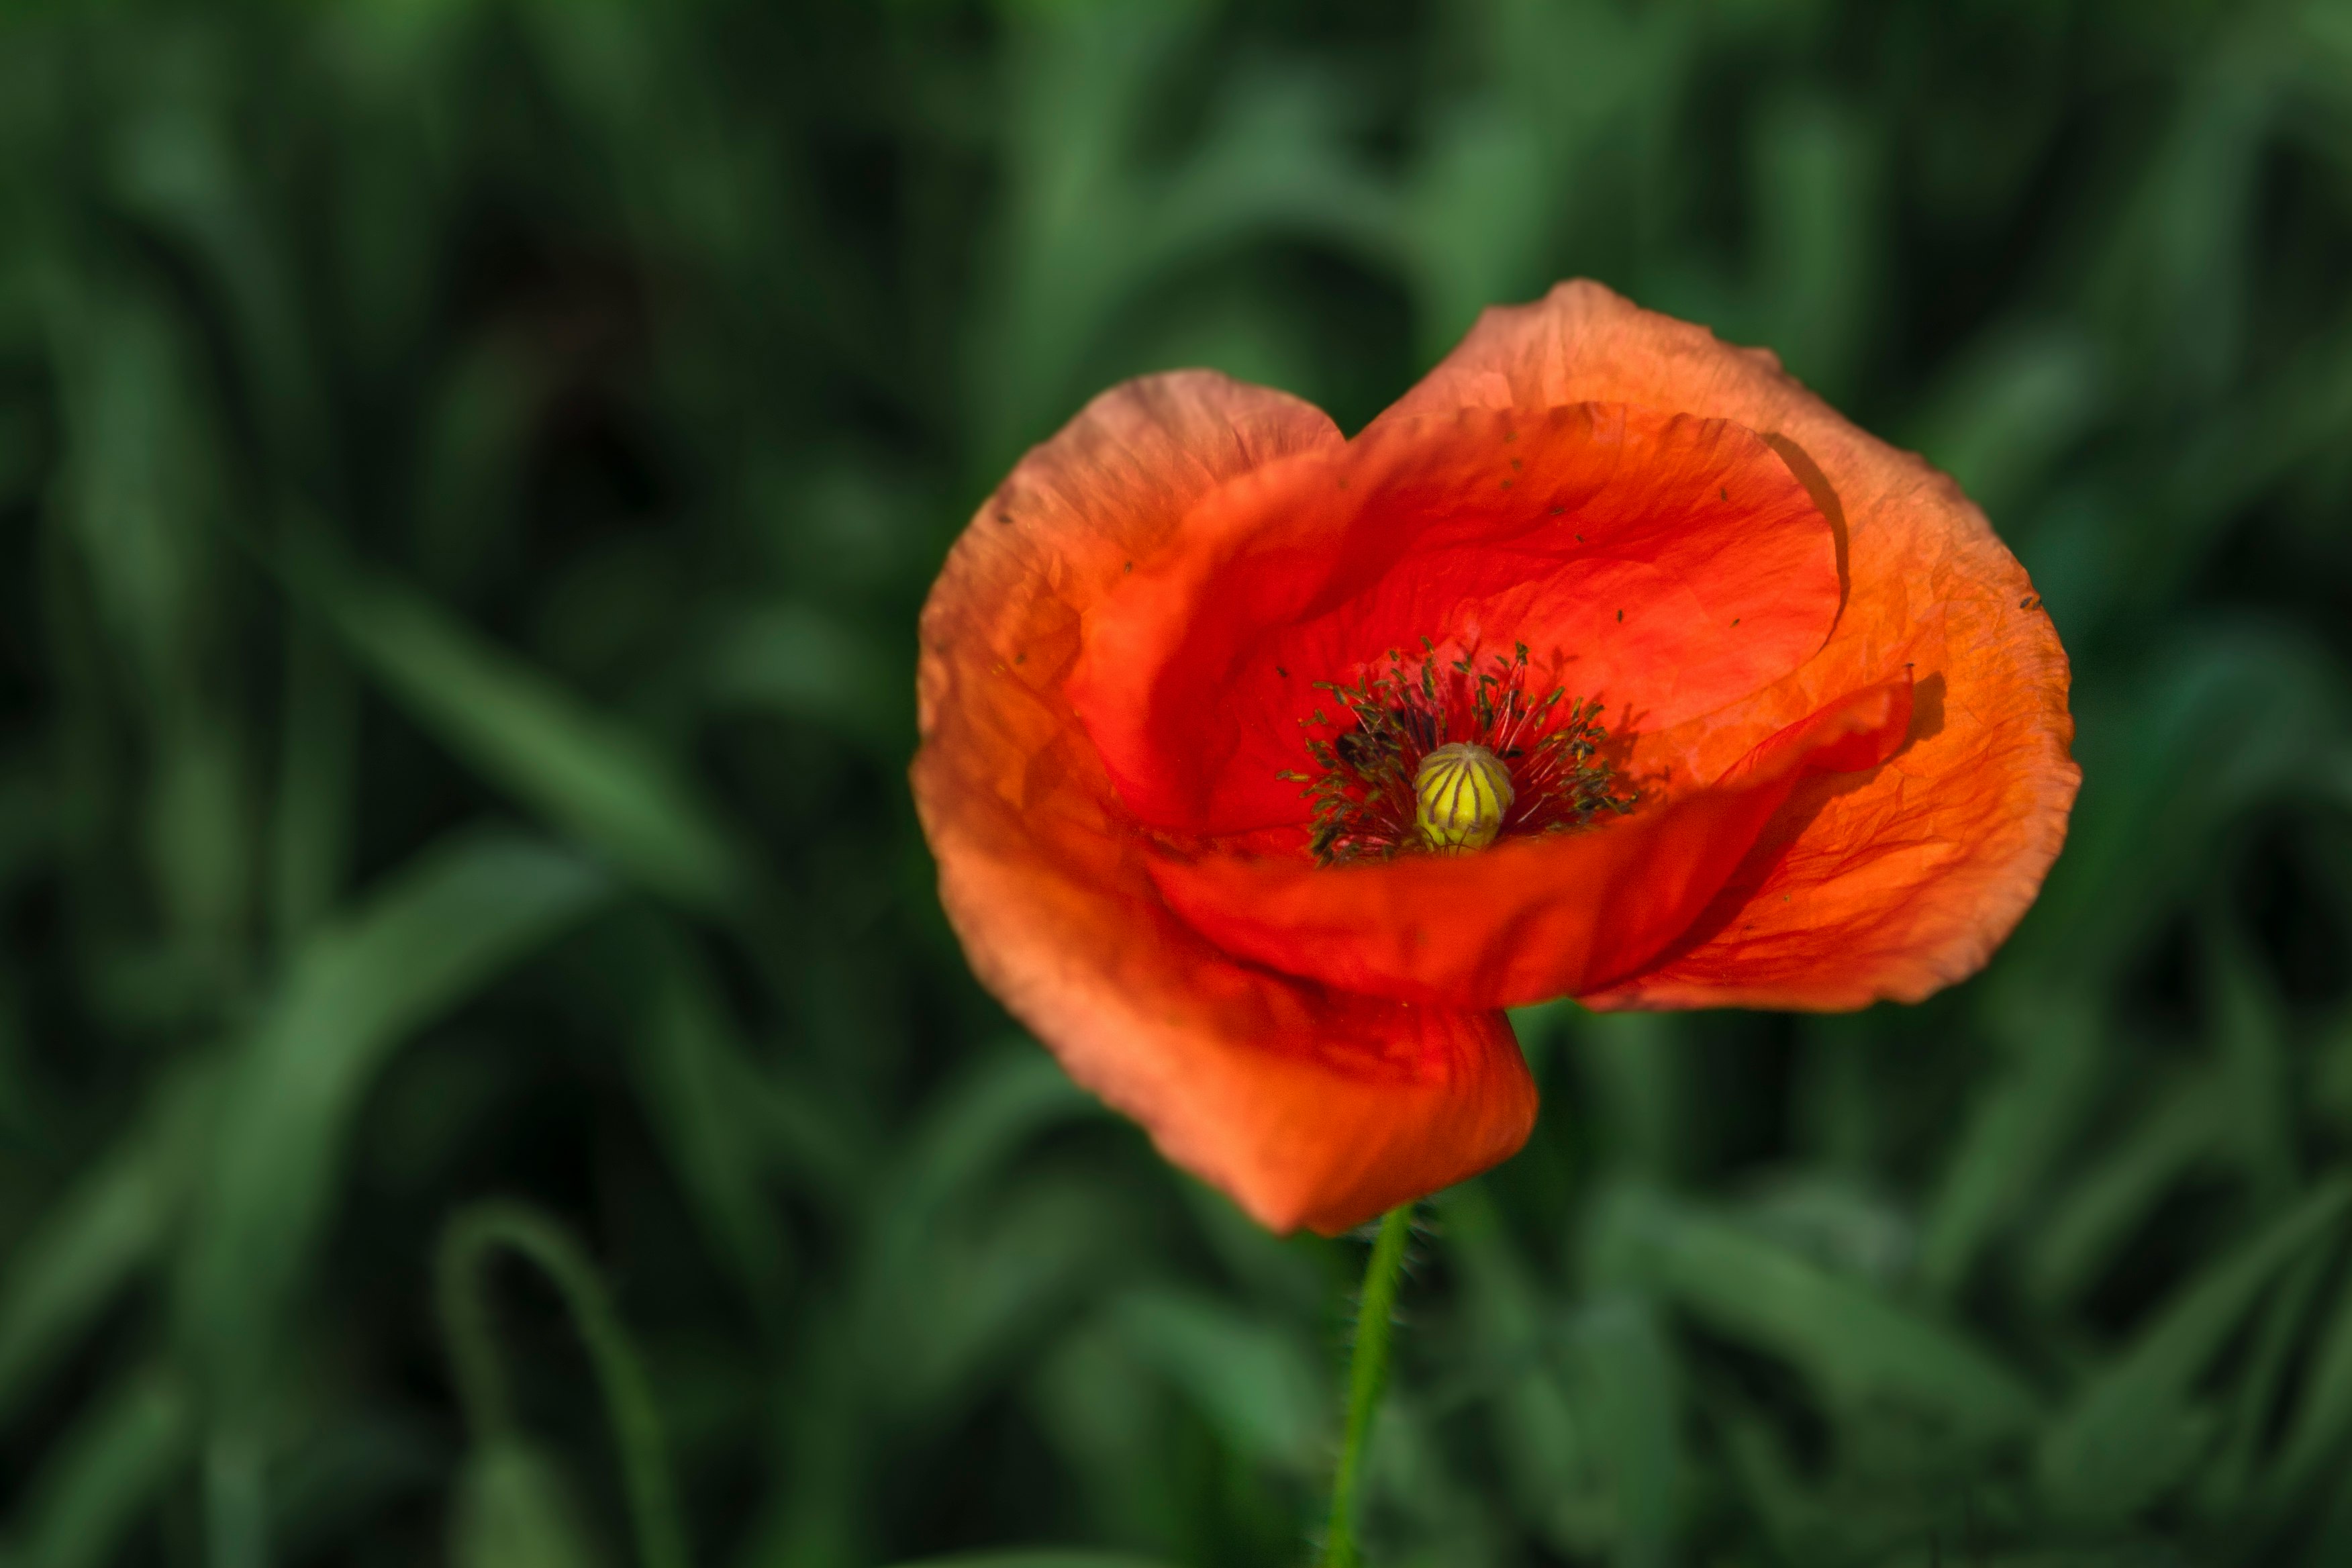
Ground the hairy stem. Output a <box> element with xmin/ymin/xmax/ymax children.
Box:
<box><xmin>1322</xmin><ymin>1204</ymin><xmax>1414</xmax><ymax>1567</ymax></box>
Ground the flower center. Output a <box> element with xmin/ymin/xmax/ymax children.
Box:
<box><xmin>1281</xmin><ymin>640</ymin><xmax>1636</xmax><ymax>865</ymax></box>
<box><xmin>1415</xmin><ymin>743</ymin><xmax>1513</xmax><ymax>853</ymax></box>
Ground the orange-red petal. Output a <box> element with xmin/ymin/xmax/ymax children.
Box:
<box><xmin>913</xmin><ymin>372</ymin><xmax>1534</xmax><ymax>1233</ymax></box>
<box><xmin>1068</xmin><ymin>403</ymin><xmax>1841</xmax><ymax>837</ymax></box>
<box><xmin>1147</xmin><ymin>678</ymin><xmax>1913</xmax><ymax>1009</ymax></box>
<box><xmin>1378</xmin><ymin>282</ymin><xmax>2079</xmax><ymax>1009</ymax></box>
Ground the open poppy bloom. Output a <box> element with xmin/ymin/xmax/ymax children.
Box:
<box><xmin>914</xmin><ymin>281</ymin><xmax>2077</xmax><ymax>1234</ymax></box>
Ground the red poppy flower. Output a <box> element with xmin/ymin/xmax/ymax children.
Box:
<box><xmin>913</xmin><ymin>281</ymin><xmax>2077</xmax><ymax>1234</ymax></box>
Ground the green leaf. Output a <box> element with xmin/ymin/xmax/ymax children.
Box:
<box><xmin>880</xmin><ymin>1047</ymin><xmax>1099</xmax><ymax>1230</ymax></box>
<box><xmin>2018</xmin><ymin>1069</ymin><xmax>2226</xmax><ymax>1312</ymax></box>
<box><xmin>407</xmin><ymin>341</ymin><xmax>544</xmax><ymax>597</ymax></box>
<box><xmin>283</xmin><ymin>538</ymin><xmax>746</xmax><ymax>910</ymax></box>
<box><xmin>0</xmin><ymin>752</ymin><xmax>52</xmax><ymax>898</ymax></box>
<box><xmin>106</xmin><ymin>98</ymin><xmax>322</xmax><ymax>473</ymax></box>
<box><xmin>268</xmin><ymin>1416</ymin><xmax>443</xmax><ymax>1564</ymax></box>
<box><xmin>878</xmin><ymin>1181</ymin><xmax>1134</xmax><ymax>1422</ymax></box>
<box><xmin>1590</xmin><ymin>1184</ymin><xmax>2043</xmax><ymax>1450</ymax></box>
<box><xmin>2205</xmin><ymin>917</ymin><xmax>2298</xmax><ymax>1206</ymax></box>
<box><xmin>1110</xmin><ymin>1289</ymin><xmax>1327</xmax><ymax>1475</ymax></box>
<box><xmin>1918</xmin><ymin>991</ymin><xmax>2108</xmax><ymax>1299</ymax></box>
<box><xmin>879</xmin><ymin>1556</ymin><xmax>1174</xmax><ymax>1568</ymax></box>
<box><xmin>50</xmin><ymin>283</ymin><xmax>252</xmax><ymax>978</ymax></box>
<box><xmin>850</xmin><ymin>1050</ymin><xmax>1117</xmax><ymax>1421</ymax></box>
<box><xmin>979</xmin><ymin>2</ymin><xmax>1389</xmax><ymax>463</ymax></box>
<box><xmin>2023</xmin><ymin>630</ymin><xmax>2349</xmax><ymax>989</ymax></box>
<box><xmin>0</xmin><ymin>1062</ymin><xmax>215</xmax><ymax>1426</ymax></box>
<box><xmin>448</xmin><ymin>1442</ymin><xmax>609</xmax><ymax>1568</ymax></box>
<box><xmin>3</xmin><ymin>1369</ymin><xmax>190</xmax><ymax>1568</ymax></box>
<box><xmin>1567</xmin><ymin>1295</ymin><xmax>1683</xmax><ymax>1568</ymax></box>
<box><xmin>268</xmin><ymin>620</ymin><xmax>358</xmax><ymax>945</ymax></box>
<box><xmin>618</xmin><ymin>920</ymin><xmax>793</xmax><ymax>1325</ymax></box>
<box><xmin>1747</xmin><ymin>90</ymin><xmax>1881</xmax><ymax>403</ymax></box>
<box><xmin>438</xmin><ymin>1203</ymin><xmax>686</xmax><ymax>1568</ymax></box>
<box><xmin>1904</xmin><ymin>325</ymin><xmax>2105</xmax><ymax>520</ymax></box>
<box><xmin>174</xmin><ymin>830</ymin><xmax>611</xmax><ymax>1408</ymax></box>
<box><xmin>1442</xmin><ymin>1183</ymin><xmax>1591</xmax><ymax>1540</ymax></box>
<box><xmin>687</xmin><ymin>600</ymin><xmax>908</xmax><ymax>753</ymax></box>
<box><xmin>730</xmin><ymin>1060</ymin><xmax>871</xmax><ymax>1216</ymax></box>
<box><xmin>1568</xmin><ymin>1009</ymin><xmax>1686</xmax><ymax>1181</ymax></box>
<box><xmin>2036</xmin><ymin>1178</ymin><xmax>2352</xmax><ymax>1521</ymax></box>
<box><xmin>2194</xmin><ymin>1249</ymin><xmax>2327</xmax><ymax>1520</ymax></box>
<box><xmin>2257</xmin><ymin>1240</ymin><xmax>2352</xmax><ymax>1518</ymax></box>
<box><xmin>1028</xmin><ymin>1323</ymin><xmax>1183</xmax><ymax>1551</ymax></box>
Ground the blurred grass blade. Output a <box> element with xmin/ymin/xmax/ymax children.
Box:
<box><xmin>2036</xmin><ymin>1177</ymin><xmax>2352</xmax><ymax>1521</ymax></box>
<box><xmin>2194</xmin><ymin>1250</ymin><xmax>2327</xmax><ymax>1518</ymax></box>
<box><xmin>2022</xmin><ymin>630</ymin><xmax>2349</xmax><ymax>989</ymax></box>
<box><xmin>408</xmin><ymin>340</ymin><xmax>545</xmax><ymax>598</ymax></box>
<box><xmin>2205</xmin><ymin>916</ymin><xmax>2298</xmax><ymax>1206</ymax></box>
<box><xmin>3</xmin><ymin>1370</ymin><xmax>189</xmax><ymax>1568</ymax></box>
<box><xmin>1441</xmin><ymin>1184</ymin><xmax>1595</xmax><ymax>1544</ymax></box>
<box><xmin>687</xmin><ymin>601</ymin><xmax>908</xmax><ymax>755</ymax></box>
<box><xmin>0</xmin><ymin>1062</ymin><xmax>216</xmax><ymax>1426</ymax></box>
<box><xmin>1570</xmin><ymin>1011</ymin><xmax>1685</xmax><ymax>1181</ymax></box>
<box><xmin>1589</xmin><ymin>1184</ymin><xmax>2043</xmax><ymax>1449</ymax></box>
<box><xmin>1904</xmin><ymin>324</ymin><xmax>2104</xmax><ymax>520</ymax></box>
<box><xmin>1747</xmin><ymin>90</ymin><xmax>1881</xmax><ymax>403</ymax></box>
<box><xmin>269</xmin><ymin>621</ymin><xmax>357</xmax><ymax>945</ymax></box>
<box><xmin>175</xmin><ymin>830</ymin><xmax>611</xmax><ymax>1408</ymax></box>
<box><xmin>51</xmin><ymin>284</ymin><xmax>253</xmax><ymax>984</ymax></box>
<box><xmin>879</xmin><ymin>1557</ymin><xmax>1174</xmax><ymax>1568</ymax></box>
<box><xmin>876</xmin><ymin>1181</ymin><xmax>1131</xmax><ymax>1423</ymax></box>
<box><xmin>438</xmin><ymin>1203</ymin><xmax>686</xmax><ymax>1568</ymax></box>
<box><xmin>855</xmin><ymin>1046</ymin><xmax>1107</xmax><ymax>1407</ymax></box>
<box><xmin>1568</xmin><ymin>1295</ymin><xmax>1683</xmax><ymax>1568</ymax></box>
<box><xmin>266</xmin><ymin>1416</ymin><xmax>443</xmax><ymax>1565</ymax></box>
<box><xmin>105</xmin><ymin>99</ymin><xmax>321</xmax><ymax>475</ymax></box>
<box><xmin>981</xmin><ymin>0</ymin><xmax>1388</xmax><ymax>464</ymax></box>
<box><xmin>1110</xmin><ymin>1289</ymin><xmax>1327</xmax><ymax>1476</ymax></box>
<box><xmin>1713</xmin><ymin>1406</ymin><xmax>1818</xmax><ymax>1562</ymax></box>
<box><xmin>2018</xmin><ymin>1069</ymin><xmax>2226</xmax><ymax>1312</ymax></box>
<box><xmin>2257</xmin><ymin>1238</ymin><xmax>2352</xmax><ymax>1518</ymax></box>
<box><xmin>450</xmin><ymin>1442</ymin><xmax>609</xmax><ymax>1568</ymax></box>
<box><xmin>281</xmin><ymin>537</ymin><xmax>746</xmax><ymax>911</ymax></box>
<box><xmin>0</xmin><ymin>754</ymin><xmax>52</xmax><ymax>899</ymax></box>
<box><xmin>881</xmin><ymin>1047</ymin><xmax>1097</xmax><ymax>1230</ymax></box>
<box><xmin>1918</xmin><ymin>992</ymin><xmax>2106</xmax><ymax>1299</ymax></box>
<box><xmin>621</xmin><ymin>920</ymin><xmax>793</xmax><ymax>1326</ymax></box>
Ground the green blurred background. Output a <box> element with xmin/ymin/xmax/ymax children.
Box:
<box><xmin>3</xmin><ymin>1</ymin><xmax>2352</xmax><ymax>1565</ymax></box>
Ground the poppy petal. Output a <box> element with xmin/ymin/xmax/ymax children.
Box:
<box><xmin>1379</xmin><ymin>281</ymin><xmax>2079</xmax><ymax>1008</ymax></box>
<box><xmin>1146</xmin><ymin>677</ymin><xmax>1914</xmax><ymax>1010</ymax></box>
<box><xmin>1070</xmin><ymin>402</ymin><xmax>1841</xmax><ymax>837</ymax></box>
<box><xmin>914</xmin><ymin>371</ymin><xmax>1534</xmax><ymax>1232</ymax></box>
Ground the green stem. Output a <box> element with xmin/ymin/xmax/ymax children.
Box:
<box><xmin>1322</xmin><ymin>1205</ymin><xmax>1414</xmax><ymax>1568</ymax></box>
<box><xmin>436</xmin><ymin>1201</ymin><xmax>691</xmax><ymax>1568</ymax></box>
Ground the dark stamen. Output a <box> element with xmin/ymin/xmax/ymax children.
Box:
<box><xmin>1290</xmin><ymin>641</ymin><xmax>1636</xmax><ymax>865</ymax></box>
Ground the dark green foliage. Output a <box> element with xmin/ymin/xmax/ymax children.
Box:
<box><xmin>1</xmin><ymin>1</ymin><xmax>2351</xmax><ymax>1564</ymax></box>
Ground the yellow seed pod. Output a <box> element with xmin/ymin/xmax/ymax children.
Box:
<box><xmin>1414</xmin><ymin>742</ymin><xmax>1515</xmax><ymax>854</ymax></box>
